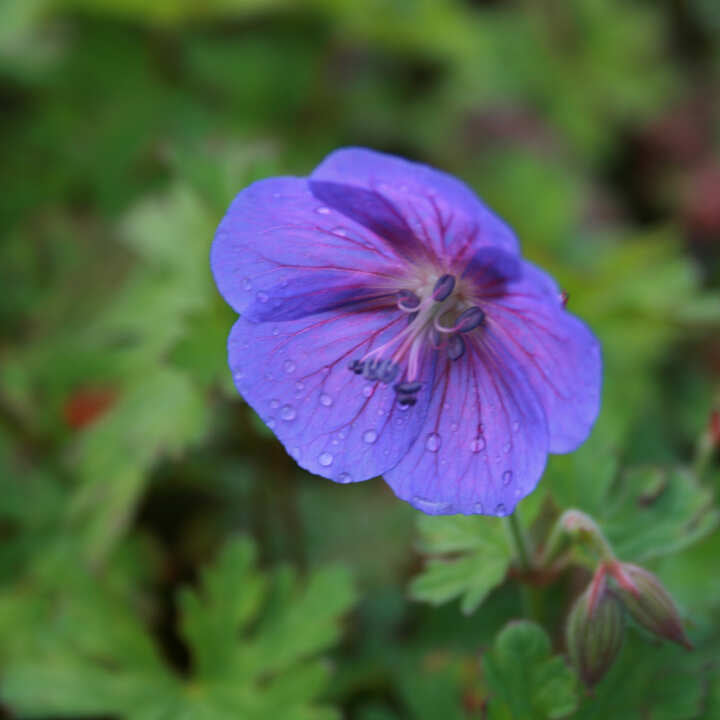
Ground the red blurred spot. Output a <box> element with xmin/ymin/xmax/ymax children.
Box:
<box><xmin>64</xmin><ymin>387</ymin><xmax>116</xmax><ymax>430</ymax></box>
<box><xmin>710</xmin><ymin>409</ymin><xmax>720</xmax><ymax>448</ymax></box>
<box><xmin>560</xmin><ymin>290</ymin><xmax>569</xmax><ymax>308</ymax></box>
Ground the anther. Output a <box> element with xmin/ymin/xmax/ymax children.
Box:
<box><xmin>454</xmin><ymin>306</ymin><xmax>486</xmax><ymax>333</ymax></box>
<box><xmin>432</xmin><ymin>274</ymin><xmax>455</xmax><ymax>302</ymax></box>
<box><xmin>398</xmin><ymin>395</ymin><xmax>417</xmax><ymax>407</ymax></box>
<box><xmin>397</xmin><ymin>289</ymin><xmax>421</xmax><ymax>310</ymax></box>
<box><xmin>348</xmin><ymin>359</ymin><xmax>365</xmax><ymax>375</ymax></box>
<box><xmin>394</xmin><ymin>381</ymin><xmax>423</xmax><ymax>394</ymax></box>
<box><xmin>448</xmin><ymin>334</ymin><xmax>465</xmax><ymax>361</ymax></box>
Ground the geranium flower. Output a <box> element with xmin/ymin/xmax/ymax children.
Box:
<box><xmin>211</xmin><ymin>148</ymin><xmax>601</xmax><ymax>516</ymax></box>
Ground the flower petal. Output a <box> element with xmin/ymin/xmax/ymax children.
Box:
<box><xmin>228</xmin><ymin>308</ymin><xmax>432</xmax><ymax>482</ymax></box>
<box><xmin>485</xmin><ymin>261</ymin><xmax>602</xmax><ymax>453</ymax></box>
<box><xmin>211</xmin><ymin>177</ymin><xmax>408</xmax><ymax>321</ymax></box>
<box><xmin>311</xmin><ymin>147</ymin><xmax>519</xmax><ymax>262</ymax></box>
<box><xmin>383</xmin><ymin>334</ymin><xmax>549</xmax><ymax>516</ymax></box>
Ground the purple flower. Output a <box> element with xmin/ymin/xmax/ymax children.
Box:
<box><xmin>211</xmin><ymin>148</ymin><xmax>601</xmax><ymax>516</ymax></box>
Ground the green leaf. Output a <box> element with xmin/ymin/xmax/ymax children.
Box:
<box><xmin>69</xmin><ymin>367</ymin><xmax>209</xmax><ymax>564</ymax></box>
<box><xmin>0</xmin><ymin>537</ymin><xmax>355</xmax><ymax>720</ymax></box>
<box><xmin>600</xmin><ymin>466</ymin><xmax>719</xmax><ymax>562</ymax></box>
<box><xmin>483</xmin><ymin>621</ymin><xmax>578</xmax><ymax>720</ymax></box>
<box><xmin>410</xmin><ymin>515</ymin><xmax>511</xmax><ymax>614</ymax></box>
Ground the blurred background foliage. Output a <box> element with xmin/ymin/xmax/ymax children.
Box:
<box><xmin>1</xmin><ymin>0</ymin><xmax>720</xmax><ymax>717</ymax></box>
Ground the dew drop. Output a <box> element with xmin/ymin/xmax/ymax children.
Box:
<box><xmin>272</xmin><ymin>327</ymin><xmax>280</xmax><ymax>336</ymax></box>
<box><xmin>316</xmin><ymin>206</ymin><xmax>331</xmax><ymax>215</ymax></box>
<box><xmin>270</xmin><ymin>398</ymin><xmax>280</xmax><ymax>409</ymax></box>
<box><xmin>337</xmin><ymin>472</ymin><xmax>353</xmax><ymax>484</ymax></box>
<box><xmin>495</xmin><ymin>503</ymin><xmax>507</xmax><ymax>515</ymax></box>
<box><xmin>503</xmin><ymin>441</ymin><xmax>512</xmax><ymax>454</ymax></box>
<box><xmin>319</xmin><ymin>393</ymin><xmax>333</xmax><ymax>407</ymax></box>
<box><xmin>233</xmin><ymin>370</ymin><xmax>245</xmax><ymax>381</ymax></box>
<box><xmin>363</xmin><ymin>429</ymin><xmax>378</xmax><ymax>444</ymax></box>
<box><xmin>256</xmin><ymin>291</ymin><xmax>269</xmax><ymax>303</ymax></box>
<box><xmin>470</xmin><ymin>436</ymin><xmax>486</xmax><ymax>453</ymax></box>
<box><xmin>362</xmin><ymin>385</ymin><xmax>373</xmax><ymax>398</ymax></box>
<box><xmin>502</xmin><ymin>470</ymin><xmax>513</xmax><ymax>486</ymax></box>
<box><xmin>450</xmin><ymin>422</ymin><xmax>458</xmax><ymax>432</ymax></box>
<box><xmin>318</xmin><ymin>452</ymin><xmax>333</xmax><ymax>467</ymax></box>
<box><xmin>283</xmin><ymin>359</ymin><xmax>296</xmax><ymax>374</ymax></box>
<box><xmin>412</xmin><ymin>496</ymin><xmax>452</xmax><ymax>514</ymax></box>
<box><xmin>243</xmin><ymin>278</ymin><xmax>252</xmax><ymax>290</ymax></box>
<box><xmin>425</xmin><ymin>432</ymin><xmax>441</xmax><ymax>452</ymax></box>
<box><xmin>473</xmin><ymin>501</ymin><xmax>485</xmax><ymax>513</ymax></box>
<box><xmin>280</xmin><ymin>404</ymin><xmax>296</xmax><ymax>421</ymax></box>
<box><xmin>267</xmin><ymin>418</ymin><xmax>276</xmax><ymax>428</ymax></box>
<box><xmin>295</xmin><ymin>381</ymin><xmax>305</xmax><ymax>391</ymax></box>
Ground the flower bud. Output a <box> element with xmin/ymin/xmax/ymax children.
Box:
<box><xmin>567</xmin><ymin>571</ymin><xmax>625</xmax><ymax>687</ymax></box>
<box><xmin>611</xmin><ymin>563</ymin><xmax>692</xmax><ymax>649</ymax></box>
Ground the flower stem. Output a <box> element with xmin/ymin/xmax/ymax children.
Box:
<box><xmin>505</xmin><ymin>511</ymin><xmax>532</xmax><ymax>571</ymax></box>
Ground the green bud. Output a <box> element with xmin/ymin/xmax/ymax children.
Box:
<box><xmin>567</xmin><ymin>571</ymin><xmax>625</xmax><ymax>687</ymax></box>
<box><xmin>611</xmin><ymin>563</ymin><xmax>692</xmax><ymax>650</ymax></box>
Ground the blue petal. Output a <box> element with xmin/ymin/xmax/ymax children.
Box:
<box><xmin>383</xmin><ymin>331</ymin><xmax>549</xmax><ymax>516</ymax></box>
<box><xmin>485</xmin><ymin>261</ymin><xmax>602</xmax><ymax>453</ymax></box>
<box><xmin>211</xmin><ymin>177</ymin><xmax>409</xmax><ymax>321</ymax></box>
<box><xmin>311</xmin><ymin>148</ymin><xmax>519</xmax><ymax>262</ymax></box>
<box><xmin>227</xmin><ymin>308</ymin><xmax>432</xmax><ymax>482</ymax></box>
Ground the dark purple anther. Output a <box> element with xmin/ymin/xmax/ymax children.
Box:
<box><xmin>448</xmin><ymin>334</ymin><xmax>465</xmax><ymax>361</ymax></box>
<box><xmin>398</xmin><ymin>395</ymin><xmax>417</xmax><ymax>407</ymax></box>
<box><xmin>455</xmin><ymin>306</ymin><xmax>486</xmax><ymax>333</ymax></box>
<box><xmin>407</xmin><ymin>311</ymin><xmax>419</xmax><ymax>325</ymax></box>
<box><xmin>348</xmin><ymin>359</ymin><xmax>365</xmax><ymax>375</ymax></box>
<box><xmin>432</xmin><ymin>274</ymin><xmax>455</xmax><ymax>302</ymax></box>
<box><xmin>397</xmin><ymin>289</ymin><xmax>421</xmax><ymax>309</ymax></box>
<box><xmin>394</xmin><ymin>381</ymin><xmax>423</xmax><ymax>394</ymax></box>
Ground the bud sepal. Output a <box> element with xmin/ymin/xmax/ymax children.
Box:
<box><xmin>608</xmin><ymin>562</ymin><xmax>692</xmax><ymax>650</ymax></box>
<box><xmin>567</xmin><ymin>567</ymin><xmax>625</xmax><ymax>687</ymax></box>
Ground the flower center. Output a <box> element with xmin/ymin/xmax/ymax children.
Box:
<box><xmin>347</xmin><ymin>273</ymin><xmax>486</xmax><ymax>406</ymax></box>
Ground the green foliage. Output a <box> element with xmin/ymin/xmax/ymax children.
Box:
<box><xmin>410</xmin><ymin>515</ymin><xmax>511</xmax><ymax>615</ymax></box>
<box><xmin>483</xmin><ymin>621</ymin><xmax>578</xmax><ymax>720</ymax></box>
<box><xmin>0</xmin><ymin>538</ymin><xmax>354</xmax><ymax>719</ymax></box>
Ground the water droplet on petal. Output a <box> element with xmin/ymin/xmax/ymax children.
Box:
<box><xmin>319</xmin><ymin>393</ymin><xmax>333</xmax><ymax>407</ymax></box>
<box><xmin>413</xmin><ymin>496</ymin><xmax>452</xmax><ymax>514</ymax></box>
<box><xmin>503</xmin><ymin>442</ymin><xmax>512</xmax><ymax>454</ymax></box>
<box><xmin>495</xmin><ymin>503</ymin><xmax>507</xmax><ymax>515</ymax></box>
<box><xmin>337</xmin><ymin>472</ymin><xmax>353</xmax><ymax>484</ymax></box>
<box><xmin>502</xmin><ymin>470</ymin><xmax>513</xmax><ymax>486</ymax></box>
<box><xmin>425</xmin><ymin>432</ymin><xmax>441</xmax><ymax>452</ymax></box>
<box><xmin>318</xmin><ymin>452</ymin><xmax>333</xmax><ymax>467</ymax></box>
<box><xmin>295</xmin><ymin>381</ymin><xmax>304</xmax><ymax>391</ymax></box>
<box><xmin>272</xmin><ymin>327</ymin><xmax>280</xmax><ymax>336</ymax></box>
<box><xmin>233</xmin><ymin>370</ymin><xmax>245</xmax><ymax>381</ymax></box>
<box><xmin>256</xmin><ymin>291</ymin><xmax>269</xmax><ymax>303</ymax></box>
<box><xmin>450</xmin><ymin>422</ymin><xmax>458</xmax><ymax>432</ymax></box>
<box><xmin>283</xmin><ymin>359</ymin><xmax>296</xmax><ymax>374</ymax></box>
<box><xmin>243</xmin><ymin>278</ymin><xmax>252</xmax><ymax>290</ymax></box>
<box><xmin>470</xmin><ymin>436</ymin><xmax>486</xmax><ymax>452</ymax></box>
<box><xmin>362</xmin><ymin>385</ymin><xmax>373</xmax><ymax>398</ymax></box>
<box><xmin>270</xmin><ymin>398</ymin><xmax>280</xmax><ymax>409</ymax></box>
<box><xmin>473</xmin><ymin>501</ymin><xmax>484</xmax><ymax>513</ymax></box>
<box><xmin>316</xmin><ymin>206</ymin><xmax>331</xmax><ymax>214</ymax></box>
<box><xmin>363</xmin><ymin>429</ymin><xmax>378</xmax><ymax>444</ymax></box>
<box><xmin>267</xmin><ymin>418</ymin><xmax>275</xmax><ymax>428</ymax></box>
<box><xmin>280</xmin><ymin>404</ymin><xmax>296</xmax><ymax>421</ymax></box>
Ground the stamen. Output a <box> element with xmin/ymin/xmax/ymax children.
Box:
<box><xmin>432</xmin><ymin>274</ymin><xmax>455</xmax><ymax>302</ymax></box>
<box><xmin>348</xmin><ymin>359</ymin><xmax>365</xmax><ymax>374</ymax></box>
<box><xmin>394</xmin><ymin>381</ymin><xmax>423</xmax><ymax>394</ymax></box>
<box><xmin>455</xmin><ymin>306</ymin><xmax>486</xmax><ymax>333</ymax></box>
<box><xmin>397</xmin><ymin>395</ymin><xmax>417</xmax><ymax>407</ymax></box>
<box><xmin>397</xmin><ymin>289</ymin><xmax>421</xmax><ymax>310</ymax></box>
<box><xmin>448</xmin><ymin>334</ymin><xmax>465</xmax><ymax>361</ymax></box>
